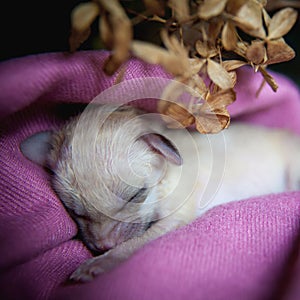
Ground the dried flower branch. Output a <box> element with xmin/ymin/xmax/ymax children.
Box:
<box><xmin>69</xmin><ymin>0</ymin><xmax>298</xmax><ymax>134</ymax></box>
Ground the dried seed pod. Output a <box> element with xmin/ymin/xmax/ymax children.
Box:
<box><xmin>246</xmin><ymin>41</ymin><xmax>266</xmax><ymax>65</ymax></box>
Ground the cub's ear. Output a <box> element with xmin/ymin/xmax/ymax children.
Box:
<box><xmin>141</xmin><ymin>133</ymin><xmax>182</xmax><ymax>165</ymax></box>
<box><xmin>20</xmin><ymin>131</ymin><xmax>53</xmax><ymax>166</ymax></box>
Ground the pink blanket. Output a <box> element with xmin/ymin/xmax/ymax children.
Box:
<box><xmin>0</xmin><ymin>51</ymin><xmax>300</xmax><ymax>300</ymax></box>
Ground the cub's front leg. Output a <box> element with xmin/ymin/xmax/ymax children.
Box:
<box><xmin>70</xmin><ymin>217</ymin><xmax>187</xmax><ymax>282</ymax></box>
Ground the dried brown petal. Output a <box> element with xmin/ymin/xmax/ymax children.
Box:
<box><xmin>266</xmin><ymin>38</ymin><xmax>295</xmax><ymax>64</ymax></box>
<box><xmin>103</xmin><ymin>18</ymin><xmax>132</xmax><ymax>75</ymax></box>
<box><xmin>99</xmin><ymin>14</ymin><xmax>113</xmax><ymax>49</ymax></box>
<box><xmin>69</xmin><ymin>2</ymin><xmax>100</xmax><ymax>52</ymax></box>
<box><xmin>198</xmin><ymin>0</ymin><xmax>227</xmax><ymax>20</ymax></box>
<box><xmin>162</xmin><ymin>31</ymin><xmax>192</xmax><ymax>77</ymax></box>
<box><xmin>221</xmin><ymin>21</ymin><xmax>238</xmax><ymax>51</ymax></box>
<box><xmin>195</xmin><ymin>89</ymin><xmax>235</xmax><ymax>134</ymax></box>
<box><xmin>99</xmin><ymin>0</ymin><xmax>133</xmax><ymax>75</ymax></box>
<box><xmin>158</xmin><ymin>81</ymin><xmax>187</xmax><ymax>114</ymax></box>
<box><xmin>195</xmin><ymin>40</ymin><xmax>218</xmax><ymax>58</ymax></box>
<box><xmin>143</xmin><ymin>0</ymin><xmax>166</xmax><ymax>17</ymax></box>
<box><xmin>195</xmin><ymin>109</ymin><xmax>230</xmax><ymax>134</ymax></box>
<box><xmin>230</xmin><ymin>14</ymin><xmax>256</xmax><ymax>35</ymax></box>
<box><xmin>228</xmin><ymin>71</ymin><xmax>237</xmax><ymax>87</ymax></box>
<box><xmin>131</xmin><ymin>41</ymin><xmax>173</xmax><ymax>67</ymax></box>
<box><xmin>190</xmin><ymin>74</ymin><xmax>208</xmax><ymax>99</ymax></box>
<box><xmin>161</xmin><ymin>30</ymin><xmax>187</xmax><ymax>56</ymax></box>
<box><xmin>258</xmin><ymin>66</ymin><xmax>278</xmax><ymax>92</ymax></box>
<box><xmin>195</xmin><ymin>40</ymin><xmax>209</xmax><ymax>58</ymax></box>
<box><xmin>131</xmin><ymin>41</ymin><xmax>190</xmax><ymax>77</ymax></box>
<box><xmin>71</xmin><ymin>2</ymin><xmax>100</xmax><ymax>32</ymax></box>
<box><xmin>208</xmin><ymin>19</ymin><xmax>224</xmax><ymax>43</ymax></box>
<box><xmin>226</xmin><ymin>0</ymin><xmax>248</xmax><ymax>14</ymax></box>
<box><xmin>268</xmin><ymin>8</ymin><xmax>298</xmax><ymax>40</ymax></box>
<box><xmin>163</xmin><ymin>103</ymin><xmax>195</xmax><ymax>128</ymax></box>
<box><xmin>232</xmin><ymin>41</ymin><xmax>248</xmax><ymax>58</ymax></box>
<box><xmin>235</xmin><ymin>1</ymin><xmax>266</xmax><ymax>38</ymax></box>
<box><xmin>158</xmin><ymin>79</ymin><xmax>206</xmax><ymax>129</ymax></box>
<box><xmin>262</xmin><ymin>8</ymin><xmax>271</xmax><ymax>28</ymax></box>
<box><xmin>246</xmin><ymin>41</ymin><xmax>266</xmax><ymax>65</ymax></box>
<box><xmin>168</xmin><ymin>0</ymin><xmax>189</xmax><ymax>22</ymax></box>
<box><xmin>222</xmin><ymin>60</ymin><xmax>247</xmax><ymax>71</ymax></box>
<box><xmin>189</xmin><ymin>58</ymin><xmax>206</xmax><ymax>74</ymax></box>
<box><xmin>113</xmin><ymin>63</ymin><xmax>127</xmax><ymax>85</ymax></box>
<box><xmin>206</xmin><ymin>89</ymin><xmax>236</xmax><ymax>109</ymax></box>
<box><xmin>210</xmin><ymin>82</ymin><xmax>231</xmax><ymax>96</ymax></box>
<box><xmin>69</xmin><ymin>28</ymin><xmax>91</xmax><ymax>53</ymax></box>
<box><xmin>207</xmin><ymin>59</ymin><xmax>234</xmax><ymax>89</ymax></box>
<box><xmin>258</xmin><ymin>0</ymin><xmax>267</xmax><ymax>7</ymax></box>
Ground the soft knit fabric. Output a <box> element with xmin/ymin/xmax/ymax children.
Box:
<box><xmin>0</xmin><ymin>50</ymin><xmax>299</xmax><ymax>300</ymax></box>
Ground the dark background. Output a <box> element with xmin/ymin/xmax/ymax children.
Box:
<box><xmin>1</xmin><ymin>0</ymin><xmax>299</xmax><ymax>86</ymax></box>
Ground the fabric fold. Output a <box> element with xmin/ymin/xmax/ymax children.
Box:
<box><xmin>0</xmin><ymin>50</ymin><xmax>300</xmax><ymax>300</ymax></box>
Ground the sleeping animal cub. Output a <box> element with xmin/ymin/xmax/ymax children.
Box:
<box><xmin>21</xmin><ymin>104</ymin><xmax>300</xmax><ymax>282</ymax></box>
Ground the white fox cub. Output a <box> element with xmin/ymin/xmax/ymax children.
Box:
<box><xmin>20</xmin><ymin>104</ymin><xmax>300</xmax><ymax>282</ymax></box>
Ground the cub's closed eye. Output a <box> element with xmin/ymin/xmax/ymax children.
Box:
<box><xmin>128</xmin><ymin>188</ymin><xmax>147</xmax><ymax>203</ymax></box>
<box><xmin>70</xmin><ymin>210</ymin><xmax>91</xmax><ymax>221</ymax></box>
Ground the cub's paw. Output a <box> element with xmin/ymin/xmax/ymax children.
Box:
<box><xmin>70</xmin><ymin>251</ymin><xmax>122</xmax><ymax>282</ymax></box>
